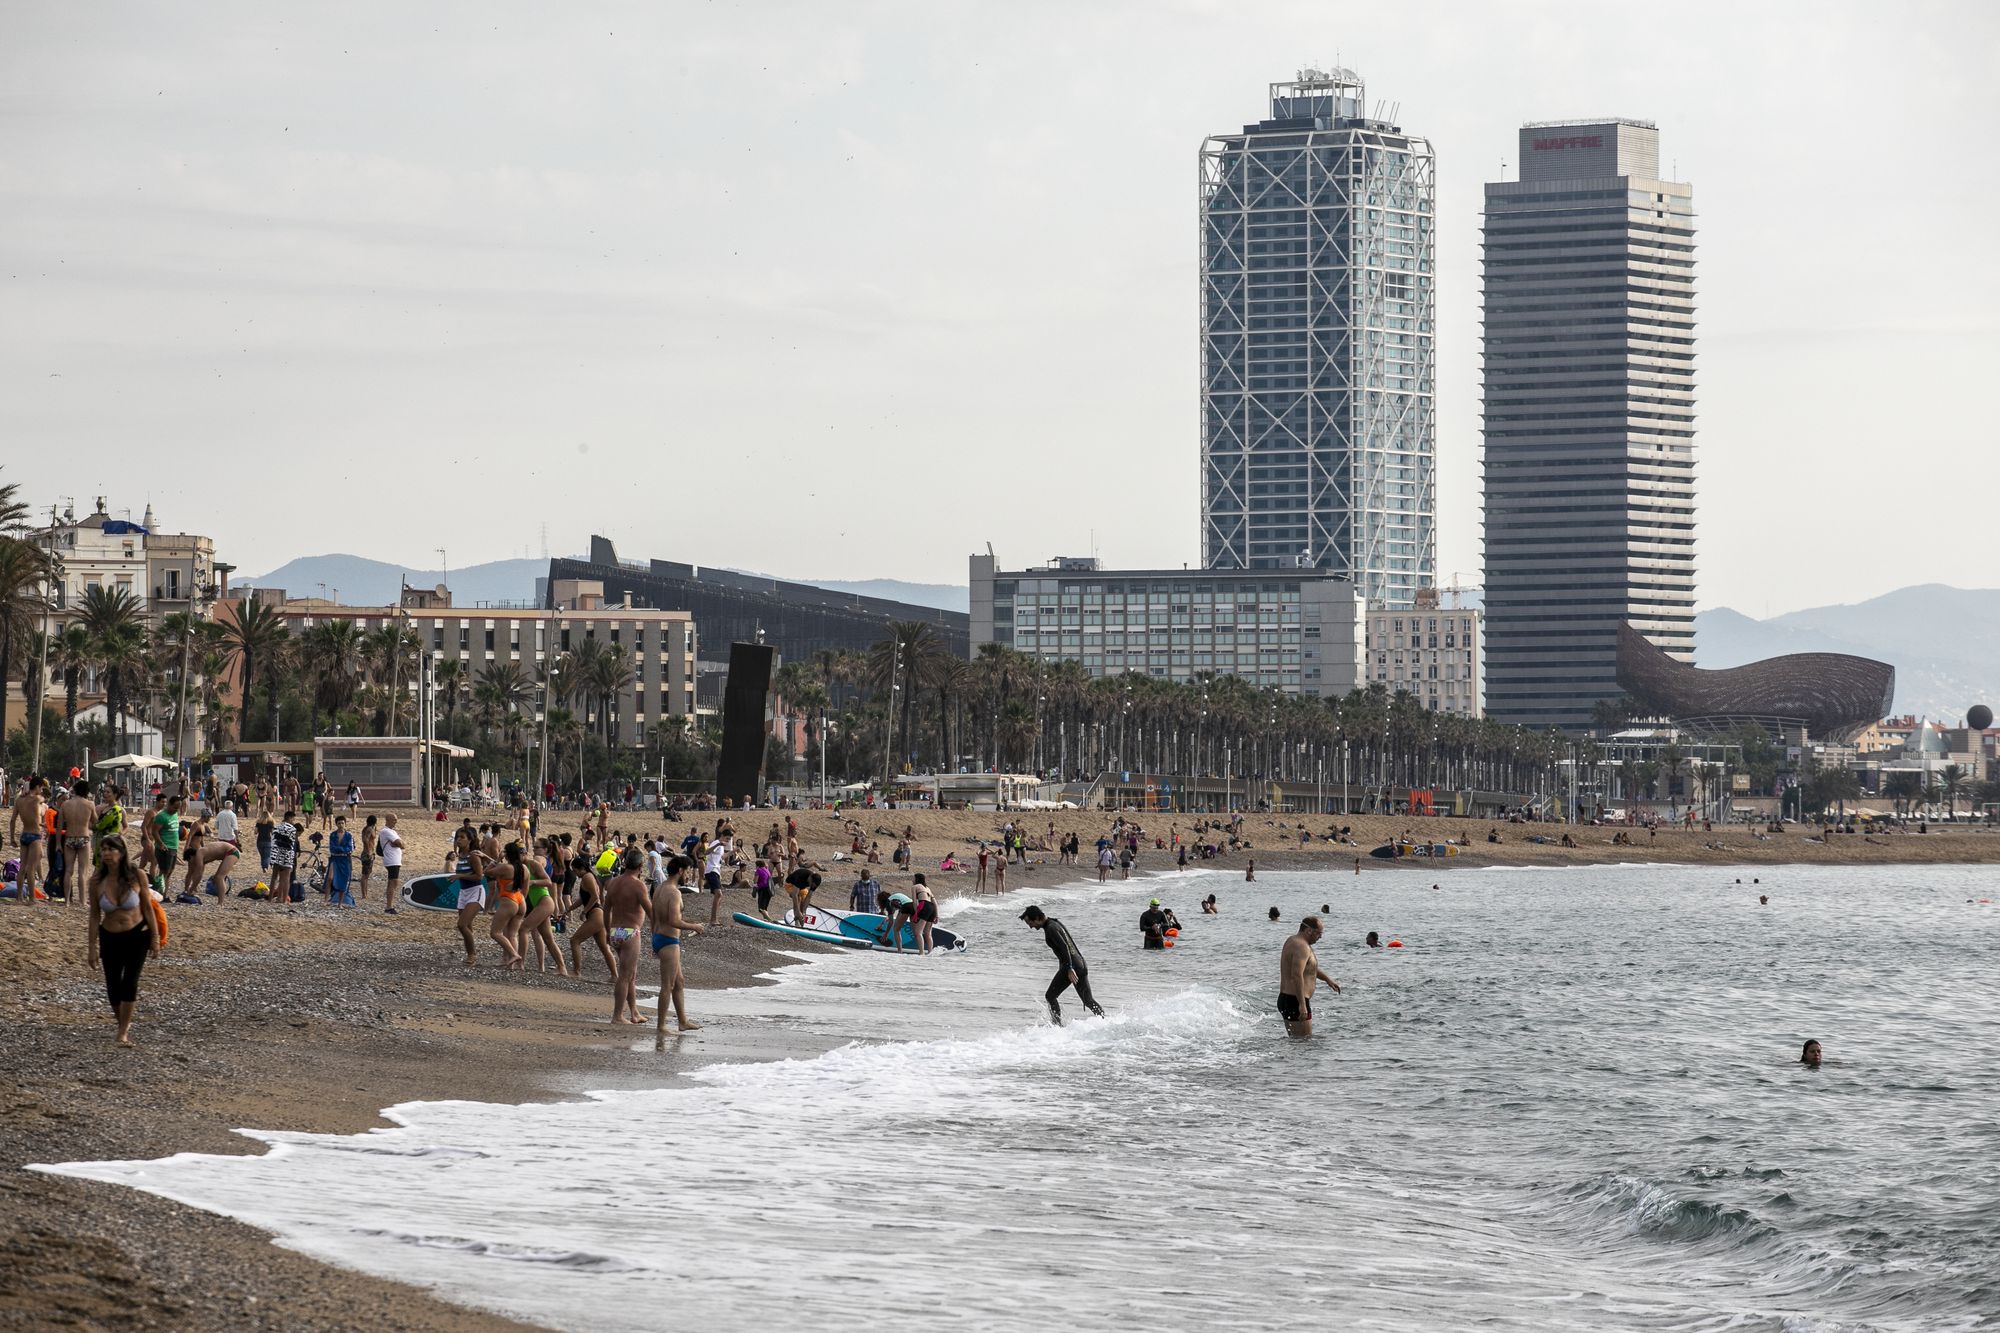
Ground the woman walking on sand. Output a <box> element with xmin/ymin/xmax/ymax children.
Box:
<box><xmin>519</xmin><ymin>838</ymin><xmax>570</xmax><ymax>976</ymax></box>
<box><xmin>491</xmin><ymin>842</ymin><xmax>529</xmax><ymax>970</ymax></box>
<box><xmin>449</xmin><ymin>826</ymin><xmax>487</xmax><ymax>967</ymax></box>
<box><xmin>87</xmin><ymin>835</ymin><xmax>158</xmax><ymax>1046</ymax></box>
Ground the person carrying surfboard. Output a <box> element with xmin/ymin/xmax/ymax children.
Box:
<box><xmin>1020</xmin><ymin>906</ymin><xmax>1104</xmax><ymax>1025</ymax></box>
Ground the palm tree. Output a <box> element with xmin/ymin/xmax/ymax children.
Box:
<box><xmin>476</xmin><ymin>659</ymin><xmax>534</xmax><ymax>745</ymax></box>
<box><xmin>0</xmin><ymin>537</ymin><xmax>55</xmax><ymax>735</ymax></box>
<box><xmin>1658</xmin><ymin>741</ymin><xmax>1686</xmax><ymax>817</ymax></box>
<box><xmin>76</xmin><ymin>585</ymin><xmax>146</xmax><ymax>753</ymax></box>
<box><xmin>300</xmin><ymin>619</ymin><xmax>365</xmax><ymax>735</ymax></box>
<box><xmin>50</xmin><ymin>623</ymin><xmax>93</xmax><ymax>759</ymax></box>
<box><xmin>433</xmin><ymin>658</ymin><xmax>469</xmax><ymax>741</ymax></box>
<box><xmin>222</xmin><ymin>598</ymin><xmax>290</xmax><ymax>743</ymax></box>
<box><xmin>1939</xmin><ymin>763</ymin><xmax>1967</xmax><ymax>819</ymax></box>
<box><xmin>585</xmin><ymin>649</ymin><xmax>635</xmax><ymax>753</ymax></box>
<box><xmin>545</xmin><ymin>705</ymin><xmax>583</xmax><ymax>786</ymax></box>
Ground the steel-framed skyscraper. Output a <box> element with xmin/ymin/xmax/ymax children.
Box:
<box><xmin>1199</xmin><ymin>69</ymin><xmax>1435</xmax><ymax>606</ymax></box>
<box><xmin>1481</xmin><ymin>120</ymin><xmax>1697</xmax><ymax>729</ymax></box>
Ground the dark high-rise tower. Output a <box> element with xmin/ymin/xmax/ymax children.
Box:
<box><xmin>1482</xmin><ymin>120</ymin><xmax>1696</xmax><ymax>729</ymax></box>
<box><xmin>1199</xmin><ymin>69</ymin><xmax>1435</xmax><ymax>605</ymax></box>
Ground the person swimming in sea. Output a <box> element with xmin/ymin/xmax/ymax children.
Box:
<box><xmin>1800</xmin><ymin>1039</ymin><xmax>1822</xmax><ymax>1068</ymax></box>
<box><xmin>1365</xmin><ymin>931</ymin><xmax>1381</xmax><ymax>948</ymax></box>
<box><xmin>1267</xmin><ymin>906</ymin><xmax>1280</xmax><ymax>921</ymax></box>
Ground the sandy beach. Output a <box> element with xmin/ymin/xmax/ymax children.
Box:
<box><xmin>4</xmin><ymin>804</ymin><xmax>1997</xmax><ymax>1330</ymax></box>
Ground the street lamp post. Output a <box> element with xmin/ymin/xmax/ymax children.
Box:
<box><xmin>28</xmin><ymin>505</ymin><xmax>59</xmax><ymax>775</ymax></box>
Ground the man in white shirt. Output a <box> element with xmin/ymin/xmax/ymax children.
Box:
<box><xmin>703</xmin><ymin>839</ymin><xmax>728</xmax><ymax>924</ymax></box>
<box><xmin>377</xmin><ymin>813</ymin><xmax>404</xmax><ymax>915</ymax></box>
<box><xmin>644</xmin><ymin>838</ymin><xmax>667</xmax><ymax>892</ymax></box>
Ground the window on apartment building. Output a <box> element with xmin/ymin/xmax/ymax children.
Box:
<box><xmin>484</xmin><ymin>629</ymin><xmax>495</xmax><ymax>652</ymax></box>
<box><xmin>458</xmin><ymin>626</ymin><xmax>470</xmax><ymax>651</ymax></box>
<box><xmin>433</xmin><ymin>626</ymin><xmax>444</xmax><ymax>651</ymax></box>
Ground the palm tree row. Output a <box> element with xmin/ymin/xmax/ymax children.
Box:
<box><xmin>759</xmin><ymin>627</ymin><xmax>1584</xmax><ymax>802</ymax></box>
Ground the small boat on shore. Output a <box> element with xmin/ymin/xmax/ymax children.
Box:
<box><xmin>1368</xmin><ymin>842</ymin><xmax>1461</xmax><ymax>861</ymax></box>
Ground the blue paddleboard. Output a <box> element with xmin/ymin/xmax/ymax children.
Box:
<box><xmin>732</xmin><ymin>912</ymin><xmax>871</xmax><ymax>948</ymax></box>
<box><xmin>787</xmin><ymin>904</ymin><xmax>968</xmax><ymax>953</ymax></box>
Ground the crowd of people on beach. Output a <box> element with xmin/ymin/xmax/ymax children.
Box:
<box><xmin>7</xmin><ymin>766</ymin><xmax>1861</xmax><ymax>1065</ymax></box>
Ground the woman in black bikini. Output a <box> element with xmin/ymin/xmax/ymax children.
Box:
<box><xmin>563</xmin><ymin>862</ymin><xmax>616</xmax><ymax>979</ymax></box>
<box><xmin>87</xmin><ymin>835</ymin><xmax>157</xmax><ymax>1046</ymax></box>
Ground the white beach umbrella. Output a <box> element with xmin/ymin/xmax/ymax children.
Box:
<box><xmin>93</xmin><ymin>754</ymin><xmax>176</xmax><ymax>771</ymax></box>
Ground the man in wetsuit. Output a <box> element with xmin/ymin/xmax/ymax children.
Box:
<box><xmin>1020</xmin><ymin>905</ymin><xmax>1104</xmax><ymax>1024</ymax></box>
<box><xmin>1278</xmin><ymin>915</ymin><xmax>1340</xmax><ymax>1038</ymax></box>
<box><xmin>1140</xmin><ymin>898</ymin><xmax>1169</xmax><ymax>950</ymax></box>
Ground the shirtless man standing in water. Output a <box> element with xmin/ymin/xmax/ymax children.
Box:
<box><xmin>651</xmin><ymin>855</ymin><xmax>703</xmax><ymax>1037</ymax></box>
<box><xmin>602</xmin><ymin>853</ymin><xmax>650</xmax><ymax>1026</ymax></box>
<box><xmin>1278</xmin><ymin>915</ymin><xmax>1340</xmax><ymax>1038</ymax></box>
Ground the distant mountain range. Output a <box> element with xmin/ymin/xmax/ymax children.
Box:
<box><xmin>237</xmin><ymin>554</ymin><xmax>970</xmax><ymax>615</ymax></box>
<box><xmin>239</xmin><ymin>557</ymin><xmax>1990</xmax><ymax>721</ymax></box>
<box><xmin>238</xmin><ymin>554</ymin><xmax>551</xmax><ymax>609</ymax></box>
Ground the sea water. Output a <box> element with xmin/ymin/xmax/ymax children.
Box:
<box><xmin>38</xmin><ymin>863</ymin><xmax>2000</xmax><ymax>1331</ymax></box>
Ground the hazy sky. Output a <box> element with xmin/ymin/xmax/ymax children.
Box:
<box><xmin>4</xmin><ymin>1</ymin><xmax>1995</xmax><ymax>617</ymax></box>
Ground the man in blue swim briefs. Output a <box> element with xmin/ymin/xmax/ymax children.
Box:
<box><xmin>10</xmin><ymin>777</ymin><xmax>50</xmax><ymax>905</ymax></box>
<box><xmin>651</xmin><ymin>855</ymin><xmax>704</xmax><ymax>1037</ymax></box>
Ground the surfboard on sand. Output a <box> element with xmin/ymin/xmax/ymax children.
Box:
<box><xmin>400</xmin><ymin>872</ymin><xmax>463</xmax><ymax>911</ymax></box>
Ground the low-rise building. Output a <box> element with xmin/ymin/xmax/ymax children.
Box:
<box><xmin>255</xmin><ymin>578</ymin><xmax>696</xmax><ymax>746</ymax></box>
<box><xmin>1363</xmin><ymin>591</ymin><xmax>1482</xmax><ymax>716</ymax></box>
<box><xmin>8</xmin><ymin>499</ymin><xmax>228</xmax><ymax>751</ymax></box>
<box><xmin>969</xmin><ymin>553</ymin><xmax>1361</xmax><ymax>697</ymax></box>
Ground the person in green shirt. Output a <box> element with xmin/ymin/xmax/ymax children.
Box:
<box><xmin>151</xmin><ymin>794</ymin><xmax>185</xmax><ymax>897</ymax></box>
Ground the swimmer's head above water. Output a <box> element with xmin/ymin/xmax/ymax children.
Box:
<box><xmin>1800</xmin><ymin>1039</ymin><xmax>1822</xmax><ymax>1068</ymax></box>
<box><xmin>1267</xmin><ymin>906</ymin><xmax>1280</xmax><ymax>921</ymax></box>
<box><xmin>1365</xmin><ymin>931</ymin><xmax>1381</xmax><ymax>948</ymax></box>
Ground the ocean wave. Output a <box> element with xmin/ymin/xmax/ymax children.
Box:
<box><xmin>1563</xmin><ymin>1172</ymin><xmax>1781</xmax><ymax>1248</ymax></box>
<box><xmin>351</xmin><ymin>1228</ymin><xmax>640</xmax><ymax>1272</ymax></box>
<box><xmin>691</xmin><ymin>985</ymin><xmax>1253</xmax><ymax>1098</ymax></box>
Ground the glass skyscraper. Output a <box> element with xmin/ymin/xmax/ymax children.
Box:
<box><xmin>1199</xmin><ymin>69</ymin><xmax>1435</xmax><ymax>607</ymax></box>
<box><xmin>1481</xmin><ymin>121</ymin><xmax>1697</xmax><ymax>730</ymax></box>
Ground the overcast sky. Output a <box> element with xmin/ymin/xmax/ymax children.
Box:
<box><xmin>3</xmin><ymin>1</ymin><xmax>1995</xmax><ymax>618</ymax></box>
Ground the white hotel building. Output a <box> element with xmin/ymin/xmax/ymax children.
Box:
<box><xmin>1363</xmin><ymin>595</ymin><xmax>1483</xmax><ymax>717</ymax></box>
